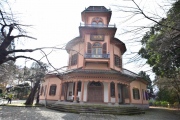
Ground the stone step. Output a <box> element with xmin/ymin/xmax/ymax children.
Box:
<box><xmin>46</xmin><ymin>104</ymin><xmax>145</xmax><ymax>115</ymax></box>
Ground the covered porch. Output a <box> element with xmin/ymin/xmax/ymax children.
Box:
<box><xmin>58</xmin><ymin>80</ymin><xmax>131</xmax><ymax>105</ymax></box>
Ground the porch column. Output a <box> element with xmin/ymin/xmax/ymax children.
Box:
<box><xmin>59</xmin><ymin>82</ymin><xmax>62</xmax><ymax>101</ymax></box>
<box><xmin>80</xmin><ymin>81</ymin><xmax>84</xmax><ymax>103</ymax></box>
<box><xmin>108</xmin><ymin>82</ymin><xmax>111</xmax><ymax>104</ymax></box>
<box><xmin>74</xmin><ymin>81</ymin><xmax>78</xmax><ymax>102</ymax></box>
<box><xmin>129</xmin><ymin>85</ymin><xmax>131</xmax><ymax>104</ymax></box>
<box><xmin>63</xmin><ymin>83</ymin><xmax>67</xmax><ymax>101</ymax></box>
<box><xmin>115</xmin><ymin>82</ymin><xmax>119</xmax><ymax>105</ymax></box>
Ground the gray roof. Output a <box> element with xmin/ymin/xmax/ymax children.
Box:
<box><xmin>62</xmin><ymin>68</ymin><xmax>139</xmax><ymax>78</ymax></box>
<box><xmin>83</xmin><ymin>6</ymin><xmax>111</xmax><ymax>12</ymax></box>
<box><xmin>122</xmin><ymin>68</ymin><xmax>139</xmax><ymax>77</ymax></box>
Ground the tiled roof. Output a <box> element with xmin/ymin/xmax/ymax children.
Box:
<box><xmin>83</xmin><ymin>6</ymin><xmax>110</xmax><ymax>12</ymax></box>
<box><xmin>122</xmin><ymin>68</ymin><xmax>139</xmax><ymax>77</ymax></box>
<box><xmin>62</xmin><ymin>68</ymin><xmax>139</xmax><ymax>78</ymax></box>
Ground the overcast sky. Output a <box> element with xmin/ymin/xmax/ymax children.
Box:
<box><xmin>6</xmin><ymin>0</ymin><xmax>172</xmax><ymax>78</ymax></box>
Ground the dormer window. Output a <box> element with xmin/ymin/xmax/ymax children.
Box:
<box><xmin>91</xmin><ymin>17</ymin><xmax>104</xmax><ymax>27</ymax></box>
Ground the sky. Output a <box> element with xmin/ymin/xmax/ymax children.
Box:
<box><xmin>6</xmin><ymin>0</ymin><xmax>172</xmax><ymax>79</ymax></box>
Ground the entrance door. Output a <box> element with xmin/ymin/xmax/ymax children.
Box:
<box><xmin>88</xmin><ymin>82</ymin><xmax>103</xmax><ymax>102</ymax></box>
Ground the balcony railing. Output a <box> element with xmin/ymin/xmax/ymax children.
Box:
<box><xmin>85</xmin><ymin>53</ymin><xmax>110</xmax><ymax>58</ymax></box>
<box><xmin>80</xmin><ymin>23</ymin><xmax>116</xmax><ymax>28</ymax></box>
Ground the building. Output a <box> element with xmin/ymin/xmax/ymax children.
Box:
<box><xmin>39</xmin><ymin>6</ymin><xmax>149</xmax><ymax>108</ymax></box>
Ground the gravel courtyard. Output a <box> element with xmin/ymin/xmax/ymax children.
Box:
<box><xmin>0</xmin><ymin>106</ymin><xmax>180</xmax><ymax>120</ymax></box>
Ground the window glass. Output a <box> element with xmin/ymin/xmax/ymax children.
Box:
<box><xmin>114</xmin><ymin>54</ymin><xmax>122</xmax><ymax>68</ymax></box>
<box><xmin>90</xmin><ymin>42</ymin><xmax>103</xmax><ymax>58</ymax></box>
<box><xmin>111</xmin><ymin>82</ymin><xmax>115</xmax><ymax>97</ymax></box>
<box><xmin>103</xmin><ymin>43</ymin><xmax>107</xmax><ymax>54</ymax></box>
<box><xmin>91</xmin><ymin>22</ymin><xmax>97</xmax><ymax>26</ymax></box>
<box><xmin>49</xmin><ymin>85</ymin><xmax>57</xmax><ymax>96</ymax></box>
<box><xmin>40</xmin><ymin>86</ymin><xmax>44</xmax><ymax>95</ymax></box>
<box><xmin>93</xmin><ymin>42</ymin><xmax>101</xmax><ymax>47</ymax></box>
<box><xmin>124</xmin><ymin>86</ymin><xmax>129</xmax><ymax>98</ymax></box>
<box><xmin>44</xmin><ymin>85</ymin><xmax>47</xmax><ymax>96</ymax></box>
<box><xmin>87</xmin><ymin>42</ymin><xmax>92</xmax><ymax>53</ymax></box>
<box><xmin>97</xmin><ymin>48</ymin><xmax>102</xmax><ymax>54</ymax></box>
<box><xmin>71</xmin><ymin>54</ymin><xmax>78</xmax><ymax>65</ymax></box>
<box><xmin>98</xmin><ymin>22</ymin><xmax>104</xmax><ymax>27</ymax></box>
<box><xmin>142</xmin><ymin>89</ymin><xmax>145</xmax><ymax>100</ymax></box>
<box><xmin>133</xmin><ymin>88</ymin><xmax>140</xmax><ymax>100</ymax></box>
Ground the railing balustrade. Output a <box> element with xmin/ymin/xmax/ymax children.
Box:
<box><xmin>80</xmin><ymin>23</ymin><xmax>116</xmax><ymax>28</ymax></box>
<box><xmin>85</xmin><ymin>53</ymin><xmax>110</xmax><ymax>58</ymax></box>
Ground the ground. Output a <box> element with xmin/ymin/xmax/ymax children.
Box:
<box><xmin>0</xmin><ymin>106</ymin><xmax>180</xmax><ymax>120</ymax></box>
<box><xmin>0</xmin><ymin>99</ymin><xmax>180</xmax><ymax>119</ymax></box>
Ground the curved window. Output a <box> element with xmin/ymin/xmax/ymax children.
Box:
<box><xmin>93</xmin><ymin>42</ymin><xmax>101</xmax><ymax>47</ymax></box>
<box><xmin>92</xmin><ymin>21</ymin><xmax>97</xmax><ymax>26</ymax></box>
<box><xmin>89</xmin><ymin>82</ymin><xmax>102</xmax><ymax>86</ymax></box>
<box><xmin>98</xmin><ymin>21</ymin><xmax>104</xmax><ymax>27</ymax></box>
<box><xmin>91</xmin><ymin>17</ymin><xmax>104</xmax><ymax>27</ymax></box>
<box><xmin>87</xmin><ymin>42</ymin><xmax>92</xmax><ymax>53</ymax></box>
<box><xmin>111</xmin><ymin>82</ymin><xmax>115</xmax><ymax>97</ymax></box>
<box><xmin>92</xmin><ymin>43</ymin><xmax>102</xmax><ymax>57</ymax></box>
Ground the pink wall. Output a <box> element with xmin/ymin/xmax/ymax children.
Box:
<box><xmin>40</xmin><ymin>77</ymin><xmax>62</xmax><ymax>101</ymax></box>
<box><xmin>109</xmin><ymin>43</ymin><xmax>122</xmax><ymax>71</ymax></box>
<box><xmin>130</xmin><ymin>80</ymin><xmax>148</xmax><ymax>104</ymax></box>
<box><xmin>85</xmin><ymin>63</ymin><xmax>109</xmax><ymax>70</ymax></box>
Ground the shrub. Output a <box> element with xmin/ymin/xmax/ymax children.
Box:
<box><xmin>149</xmin><ymin>99</ymin><xmax>154</xmax><ymax>106</ymax></box>
<box><xmin>161</xmin><ymin>101</ymin><xmax>169</xmax><ymax>107</ymax></box>
<box><xmin>154</xmin><ymin>101</ymin><xmax>161</xmax><ymax>106</ymax></box>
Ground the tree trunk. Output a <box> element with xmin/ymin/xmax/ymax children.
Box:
<box><xmin>36</xmin><ymin>83</ymin><xmax>40</xmax><ymax>104</ymax></box>
<box><xmin>177</xmin><ymin>94</ymin><xmax>180</xmax><ymax>110</ymax></box>
<box><xmin>25</xmin><ymin>79</ymin><xmax>40</xmax><ymax>105</ymax></box>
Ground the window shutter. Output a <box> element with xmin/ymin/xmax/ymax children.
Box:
<box><xmin>103</xmin><ymin>43</ymin><xmax>107</xmax><ymax>54</ymax></box>
<box><xmin>119</xmin><ymin>57</ymin><xmax>122</xmax><ymax>68</ymax></box>
<box><xmin>87</xmin><ymin>42</ymin><xmax>91</xmax><ymax>53</ymax></box>
<box><xmin>75</xmin><ymin>54</ymin><xmax>78</xmax><ymax>65</ymax></box>
<box><xmin>133</xmin><ymin>89</ymin><xmax>135</xmax><ymax>99</ymax></box>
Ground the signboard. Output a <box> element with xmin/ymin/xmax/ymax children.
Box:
<box><xmin>90</xmin><ymin>35</ymin><xmax>104</xmax><ymax>41</ymax></box>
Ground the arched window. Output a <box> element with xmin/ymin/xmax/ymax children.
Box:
<box><xmin>92</xmin><ymin>42</ymin><xmax>102</xmax><ymax>56</ymax></box>
<box><xmin>92</xmin><ymin>21</ymin><xmax>97</xmax><ymax>26</ymax></box>
<box><xmin>110</xmin><ymin>82</ymin><xmax>115</xmax><ymax>97</ymax></box>
<box><xmin>91</xmin><ymin>17</ymin><xmax>104</xmax><ymax>27</ymax></box>
<box><xmin>89</xmin><ymin>82</ymin><xmax>102</xmax><ymax>86</ymax></box>
<box><xmin>98</xmin><ymin>21</ymin><xmax>104</xmax><ymax>27</ymax></box>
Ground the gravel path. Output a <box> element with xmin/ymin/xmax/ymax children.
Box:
<box><xmin>0</xmin><ymin>106</ymin><xmax>180</xmax><ymax>120</ymax></box>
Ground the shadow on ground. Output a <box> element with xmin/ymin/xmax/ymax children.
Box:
<box><xmin>0</xmin><ymin>106</ymin><xmax>79</xmax><ymax>120</ymax></box>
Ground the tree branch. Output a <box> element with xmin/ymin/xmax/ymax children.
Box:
<box><xmin>132</xmin><ymin>0</ymin><xmax>180</xmax><ymax>32</ymax></box>
<box><xmin>13</xmin><ymin>35</ymin><xmax>37</xmax><ymax>40</ymax></box>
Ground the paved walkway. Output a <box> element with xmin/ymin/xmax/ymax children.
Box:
<box><xmin>0</xmin><ymin>99</ymin><xmax>26</xmax><ymax>105</ymax></box>
<box><xmin>0</xmin><ymin>106</ymin><xmax>180</xmax><ymax>120</ymax></box>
